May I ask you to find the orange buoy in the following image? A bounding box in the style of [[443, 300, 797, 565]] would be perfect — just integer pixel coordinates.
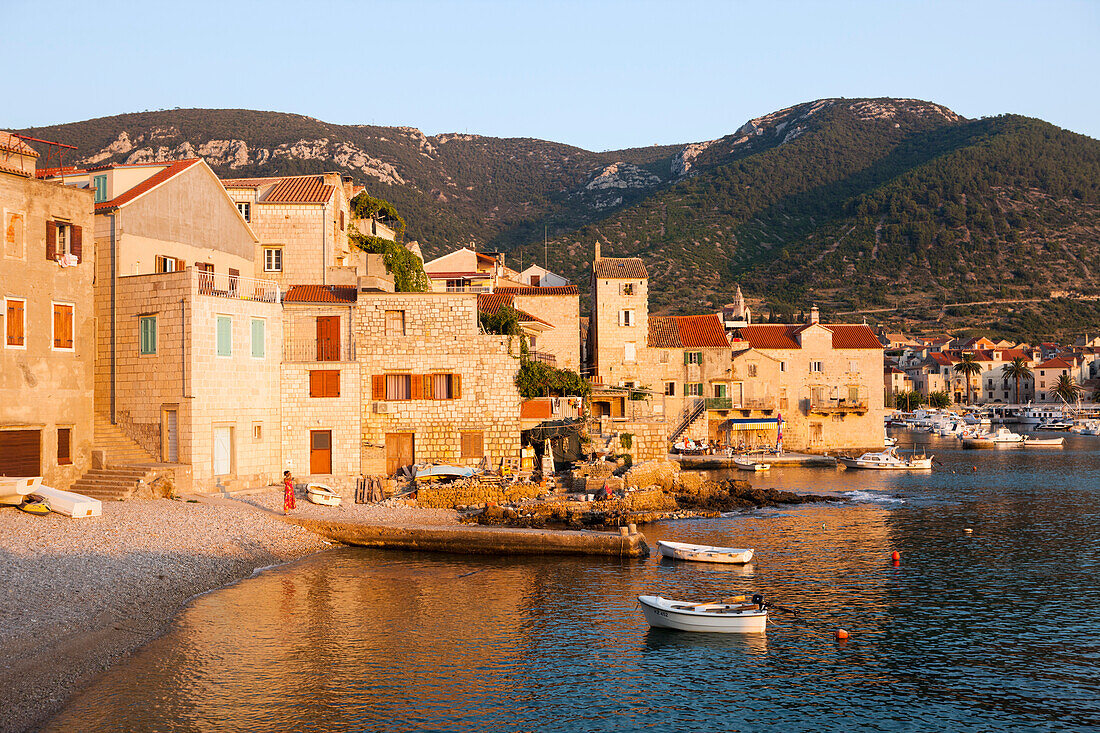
[[836, 628, 849, 640], [892, 550, 900, 561]]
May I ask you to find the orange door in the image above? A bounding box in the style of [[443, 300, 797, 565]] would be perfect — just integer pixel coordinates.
[[385, 433, 415, 476], [310, 430, 332, 474], [316, 316, 340, 361]]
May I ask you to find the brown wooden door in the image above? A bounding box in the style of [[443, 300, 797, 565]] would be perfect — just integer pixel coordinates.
[[385, 433, 415, 476], [0, 430, 41, 476], [310, 430, 332, 474], [316, 316, 340, 361]]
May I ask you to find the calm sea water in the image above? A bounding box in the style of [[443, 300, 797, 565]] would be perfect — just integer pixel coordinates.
[[46, 432, 1100, 732]]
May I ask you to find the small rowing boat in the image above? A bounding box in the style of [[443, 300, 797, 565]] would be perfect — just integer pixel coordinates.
[[1023, 436, 1065, 447], [732, 456, 770, 471], [656, 540, 754, 564], [638, 594, 767, 633], [306, 483, 342, 506], [0, 476, 42, 507], [837, 448, 932, 469]]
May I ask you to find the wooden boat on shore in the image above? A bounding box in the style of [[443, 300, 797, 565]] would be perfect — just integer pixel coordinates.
[[837, 449, 932, 470], [34, 485, 102, 517], [732, 456, 770, 471], [0, 476, 41, 506], [638, 594, 767, 633], [656, 540, 754, 564], [306, 483, 342, 506]]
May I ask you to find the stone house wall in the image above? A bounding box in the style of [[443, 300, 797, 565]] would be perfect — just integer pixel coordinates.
[[509, 292, 581, 372], [590, 272, 648, 384], [0, 172, 95, 490]]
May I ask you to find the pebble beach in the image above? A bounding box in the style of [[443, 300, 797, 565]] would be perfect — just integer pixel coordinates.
[[0, 489, 456, 733]]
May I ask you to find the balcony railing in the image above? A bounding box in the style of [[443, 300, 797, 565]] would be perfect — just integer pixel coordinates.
[[809, 398, 869, 414], [705, 397, 733, 410], [528, 350, 557, 366], [283, 337, 357, 362], [740, 397, 775, 410], [444, 285, 490, 293], [194, 269, 280, 303]]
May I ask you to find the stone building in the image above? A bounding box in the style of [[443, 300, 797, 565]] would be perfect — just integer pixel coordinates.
[[221, 173, 363, 288], [587, 244, 649, 385], [0, 132, 95, 489], [493, 285, 580, 372], [422, 247, 521, 292]]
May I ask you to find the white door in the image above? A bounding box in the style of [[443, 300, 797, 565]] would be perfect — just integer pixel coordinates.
[[213, 426, 232, 476], [164, 410, 178, 463]]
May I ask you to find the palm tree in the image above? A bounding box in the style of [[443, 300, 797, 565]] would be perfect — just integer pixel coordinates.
[[953, 353, 983, 405], [1000, 357, 1033, 404], [1053, 373, 1081, 404]]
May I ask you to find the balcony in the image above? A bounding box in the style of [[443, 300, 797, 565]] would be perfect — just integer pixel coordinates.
[[705, 397, 733, 411], [809, 398, 869, 414], [740, 397, 775, 410], [527, 350, 557, 366], [283, 337, 357, 363], [194, 269, 280, 303]]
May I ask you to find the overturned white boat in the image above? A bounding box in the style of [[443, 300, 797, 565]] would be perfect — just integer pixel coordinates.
[[657, 540, 754, 564], [638, 594, 767, 633], [306, 483, 342, 507], [34, 485, 102, 517], [0, 476, 42, 506], [837, 448, 932, 470]]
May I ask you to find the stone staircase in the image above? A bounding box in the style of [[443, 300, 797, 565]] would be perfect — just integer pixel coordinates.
[[70, 414, 161, 501]]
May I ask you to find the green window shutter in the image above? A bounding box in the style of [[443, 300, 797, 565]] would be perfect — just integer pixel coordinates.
[[683, 351, 689, 365], [140, 316, 157, 355], [251, 318, 265, 358], [217, 316, 232, 356]]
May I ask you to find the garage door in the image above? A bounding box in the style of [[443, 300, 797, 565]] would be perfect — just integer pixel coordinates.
[[0, 430, 41, 476]]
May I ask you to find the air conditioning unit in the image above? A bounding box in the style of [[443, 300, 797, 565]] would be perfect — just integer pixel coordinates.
[[373, 401, 391, 414]]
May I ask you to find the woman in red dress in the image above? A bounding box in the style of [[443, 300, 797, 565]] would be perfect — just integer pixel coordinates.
[[283, 470, 296, 514]]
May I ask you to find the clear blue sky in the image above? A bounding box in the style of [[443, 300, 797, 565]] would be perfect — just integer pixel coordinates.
[[5, 0, 1098, 150]]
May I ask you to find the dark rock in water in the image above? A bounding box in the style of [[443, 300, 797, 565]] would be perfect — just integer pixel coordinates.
[[673, 479, 835, 513]]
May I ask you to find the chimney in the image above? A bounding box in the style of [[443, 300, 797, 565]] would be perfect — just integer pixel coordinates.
[[809, 305, 820, 325], [594, 241, 601, 261]]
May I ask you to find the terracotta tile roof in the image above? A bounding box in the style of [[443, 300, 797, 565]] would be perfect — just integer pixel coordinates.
[[494, 286, 579, 295], [929, 352, 955, 365], [476, 293, 551, 327], [95, 159, 201, 212], [648, 314, 730, 348], [1036, 357, 1073, 369], [283, 285, 358, 304], [36, 166, 84, 178], [738, 323, 882, 350], [0, 132, 39, 158], [594, 257, 648, 279], [261, 175, 334, 204], [220, 176, 286, 188]]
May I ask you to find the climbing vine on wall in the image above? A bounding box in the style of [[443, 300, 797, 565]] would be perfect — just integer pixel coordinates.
[[350, 191, 407, 241], [349, 231, 429, 292], [514, 361, 592, 400]]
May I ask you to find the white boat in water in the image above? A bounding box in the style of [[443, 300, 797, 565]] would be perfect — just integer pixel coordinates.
[[0, 476, 41, 506], [1022, 436, 1065, 447], [731, 456, 770, 471], [638, 594, 767, 633], [1076, 420, 1100, 436], [657, 540, 754, 564], [1018, 404, 1072, 427], [1035, 418, 1074, 431], [962, 427, 1025, 448], [306, 483, 342, 506], [837, 448, 933, 470]]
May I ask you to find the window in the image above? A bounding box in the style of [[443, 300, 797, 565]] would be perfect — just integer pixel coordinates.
[[664, 381, 676, 396], [310, 370, 341, 398], [251, 318, 265, 358], [386, 310, 406, 336], [339, 210, 345, 231], [849, 360, 858, 373], [747, 363, 758, 377], [385, 374, 412, 400], [714, 383, 728, 398], [93, 175, 107, 203], [263, 248, 282, 272], [57, 428, 72, 465], [461, 431, 484, 459], [619, 309, 634, 327], [780, 361, 786, 372], [140, 316, 157, 355], [4, 210, 25, 259], [530, 274, 541, 287], [848, 386, 860, 403], [237, 201, 251, 222], [46, 221, 81, 262], [430, 373, 456, 400], [196, 262, 214, 293], [687, 383, 704, 397], [155, 255, 182, 273], [624, 341, 636, 362], [216, 315, 232, 357], [5, 298, 25, 348], [685, 351, 702, 365], [621, 283, 635, 295], [810, 361, 823, 373], [52, 303, 74, 350], [253, 423, 263, 441]]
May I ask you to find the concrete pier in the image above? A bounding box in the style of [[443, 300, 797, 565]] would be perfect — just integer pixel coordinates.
[[285, 517, 650, 558], [673, 452, 838, 469]]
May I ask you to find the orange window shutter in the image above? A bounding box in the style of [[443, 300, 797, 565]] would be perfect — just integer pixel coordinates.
[[8, 301, 24, 345], [411, 374, 423, 400], [372, 375, 385, 400], [423, 375, 434, 400], [452, 374, 462, 399], [46, 221, 57, 260], [71, 226, 82, 263], [63, 307, 73, 348], [328, 370, 340, 397], [310, 371, 322, 397]]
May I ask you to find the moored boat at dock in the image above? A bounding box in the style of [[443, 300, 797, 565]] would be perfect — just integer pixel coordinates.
[[962, 427, 1025, 448], [656, 540, 754, 564], [837, 448, 932, 469], [732, 456, 770, 471]]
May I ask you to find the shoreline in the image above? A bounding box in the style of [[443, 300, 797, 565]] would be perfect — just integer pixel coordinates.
[[0, 491, 458, 733]]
